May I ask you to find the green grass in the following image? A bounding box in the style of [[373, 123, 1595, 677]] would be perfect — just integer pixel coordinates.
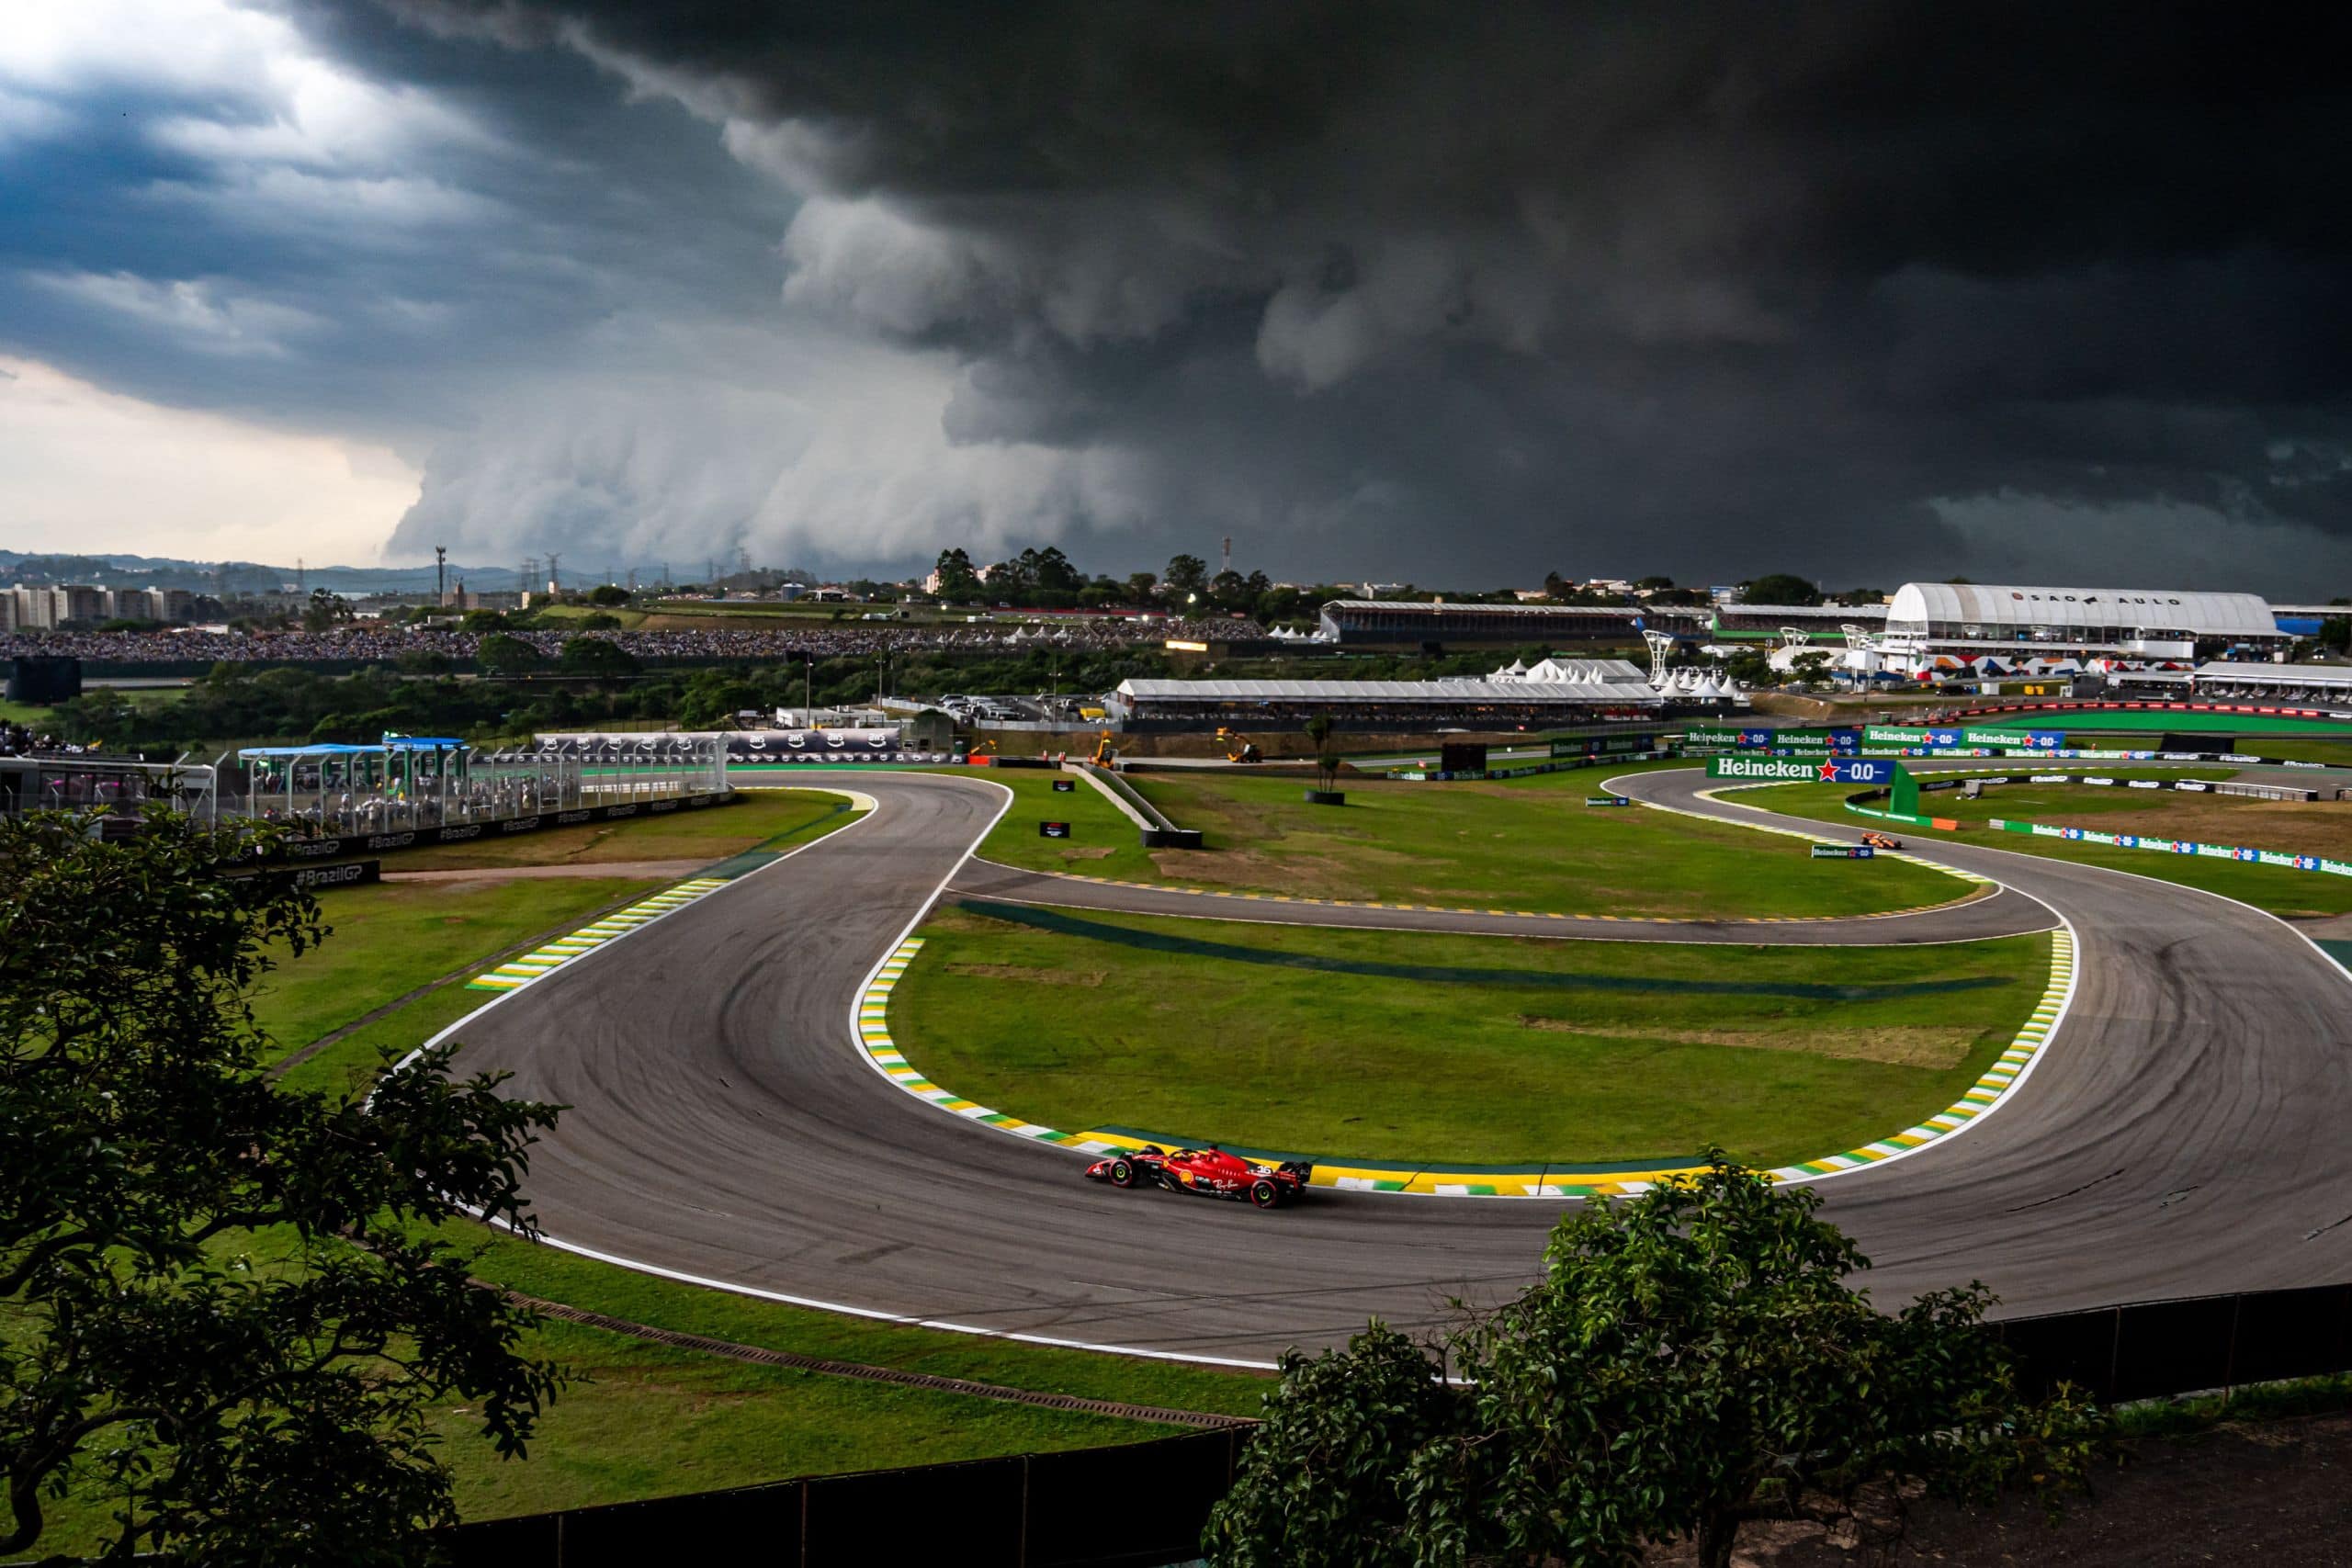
[[429, 1320, 1167, 1529], [449, 1224, 1272, 1412], [1742, 776, 2352, 918], [893, 904, 2052, 1168], [959, 763, 1973, 919], [251, 877, 662, 1063], [395, 787, 854, 870]]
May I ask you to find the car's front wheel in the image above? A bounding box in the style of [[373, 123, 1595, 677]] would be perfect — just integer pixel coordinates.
[[1109, 1158, 1136, 1189]]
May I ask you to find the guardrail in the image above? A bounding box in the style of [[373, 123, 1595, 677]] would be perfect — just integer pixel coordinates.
[[432, 1282, 2352, 1566]]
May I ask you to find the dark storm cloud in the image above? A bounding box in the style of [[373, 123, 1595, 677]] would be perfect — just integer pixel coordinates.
[[332, 0, 2352, 587], [17, 0, 2344, 582]]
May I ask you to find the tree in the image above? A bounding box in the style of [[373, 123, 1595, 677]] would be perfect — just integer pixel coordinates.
[[586, 584, 629, 607], [475, 633, 543, 676], [934, 548, 982, 602], [300, 588, 353, 634], [1163, 554, 1210, 601], [1740, 573, 1821, 606], [1207, 1156, 2098, 1568], [557, 635, 639, 679], [1790, 649, 1834, 685], [1125, 570, 1159, 605], [0, 812, 566, 1562], [1303, 714, 1341, 793], [1634, 574, 1676, 591]]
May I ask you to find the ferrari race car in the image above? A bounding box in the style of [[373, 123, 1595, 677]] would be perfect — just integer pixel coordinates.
[[1859, 831, 1905, 850], [1084, 1145, 1313, 1209]]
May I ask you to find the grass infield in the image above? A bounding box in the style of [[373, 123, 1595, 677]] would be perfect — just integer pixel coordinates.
[[960, 763, 1970, 920], [892, 904, 2052, 1169]]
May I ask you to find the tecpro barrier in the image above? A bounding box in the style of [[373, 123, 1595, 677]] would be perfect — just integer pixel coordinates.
[[432, 1282, 2352, 1565], [1986, 817, 2352, 877]]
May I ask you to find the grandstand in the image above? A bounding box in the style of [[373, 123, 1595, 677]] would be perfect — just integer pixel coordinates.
[[1862, 583, 2290, 681], [1315, 599, 1650, 649], [226, 736, 725, 835], [2189, 660, 2352, 706], [1106, 674, 1661, 731]]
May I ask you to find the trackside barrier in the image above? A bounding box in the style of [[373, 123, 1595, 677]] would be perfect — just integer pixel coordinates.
[[1070, 761, 1203, 850], [1985, 817, 2352, 877], [231, 792, 739, 869], [432, 1284, 2352, 1564], [1999, 1283, 2352, 1404], [435, 1428, 1245, 1568]]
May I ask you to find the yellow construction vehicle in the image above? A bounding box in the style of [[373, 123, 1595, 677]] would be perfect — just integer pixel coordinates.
[[1091, 731, 1119, 766], [1216, 727, 1262, 763]]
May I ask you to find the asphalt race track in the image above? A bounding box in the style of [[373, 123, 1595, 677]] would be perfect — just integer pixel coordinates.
[[445, 769, 2352, 1362]]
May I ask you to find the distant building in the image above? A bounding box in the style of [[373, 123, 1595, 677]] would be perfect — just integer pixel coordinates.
[[1317, 598, 1650, 649], [1860, 583, 2290, 681]]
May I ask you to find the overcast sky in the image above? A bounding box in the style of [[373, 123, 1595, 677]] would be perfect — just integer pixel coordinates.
[[5, 0, 2350, 592]]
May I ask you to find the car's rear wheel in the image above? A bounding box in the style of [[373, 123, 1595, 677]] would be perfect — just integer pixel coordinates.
[[1109, 1158, 1136, 1189], [1250, 1179, 1280, 1209]]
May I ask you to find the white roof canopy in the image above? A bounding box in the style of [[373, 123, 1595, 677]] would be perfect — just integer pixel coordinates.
[[1888, 583, 2278, 637]]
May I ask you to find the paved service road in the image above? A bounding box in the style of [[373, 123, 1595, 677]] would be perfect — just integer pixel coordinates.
[[447, 769, 2352, 1362]]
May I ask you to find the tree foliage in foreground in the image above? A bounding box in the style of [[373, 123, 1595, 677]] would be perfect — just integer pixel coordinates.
[[0, 812, 566, 1564], [1206, 1157, 2101, 1568]]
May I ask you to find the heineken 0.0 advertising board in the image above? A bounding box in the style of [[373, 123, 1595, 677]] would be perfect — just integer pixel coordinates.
[[1706, 757, 1898, 784]]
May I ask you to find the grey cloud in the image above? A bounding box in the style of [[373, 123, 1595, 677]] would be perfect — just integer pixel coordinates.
[[265, 4, 2352, 582]]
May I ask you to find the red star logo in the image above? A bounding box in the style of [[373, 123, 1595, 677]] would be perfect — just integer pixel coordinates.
[[1817, 759, 1840, 782]]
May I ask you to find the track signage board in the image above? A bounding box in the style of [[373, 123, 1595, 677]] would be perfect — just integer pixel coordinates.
[[1051, 778, 1076, 792], [1584, 795, 1633, 807], [1706, 757, 1897, 784], [1039, 821, 1071, 838], [1809, 843, 1875, 859]]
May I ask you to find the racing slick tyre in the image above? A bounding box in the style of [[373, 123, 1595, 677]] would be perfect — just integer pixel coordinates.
[[1108, 1158, 1136, 1189], [1250, 1179, 1281, 1210]]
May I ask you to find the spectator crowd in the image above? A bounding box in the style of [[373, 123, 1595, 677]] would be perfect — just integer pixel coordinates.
[[0, 615, 1267, 668]]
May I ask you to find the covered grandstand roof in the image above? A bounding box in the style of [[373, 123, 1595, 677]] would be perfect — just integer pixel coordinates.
[[1114, 678, 1660, 705], [1887, 583, 2278, 637], [2193, 660, 2352, 686]]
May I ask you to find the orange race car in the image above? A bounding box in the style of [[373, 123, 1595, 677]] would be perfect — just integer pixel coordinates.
[[1859, 830, 1904, 851]]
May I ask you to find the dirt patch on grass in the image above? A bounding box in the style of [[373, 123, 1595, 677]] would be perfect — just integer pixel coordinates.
[[1148, 845, 1373, 899], [944, 964, 1106, 987], [1518, 1019, 1978, 1068], [1052, 846, 1117, 862]]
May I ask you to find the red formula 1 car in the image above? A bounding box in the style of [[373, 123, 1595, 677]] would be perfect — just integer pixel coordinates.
[[1084, 1145, 1313, 1209]]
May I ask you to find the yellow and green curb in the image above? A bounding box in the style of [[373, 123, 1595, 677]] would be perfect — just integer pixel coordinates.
[[466, 878, 731, 991]]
